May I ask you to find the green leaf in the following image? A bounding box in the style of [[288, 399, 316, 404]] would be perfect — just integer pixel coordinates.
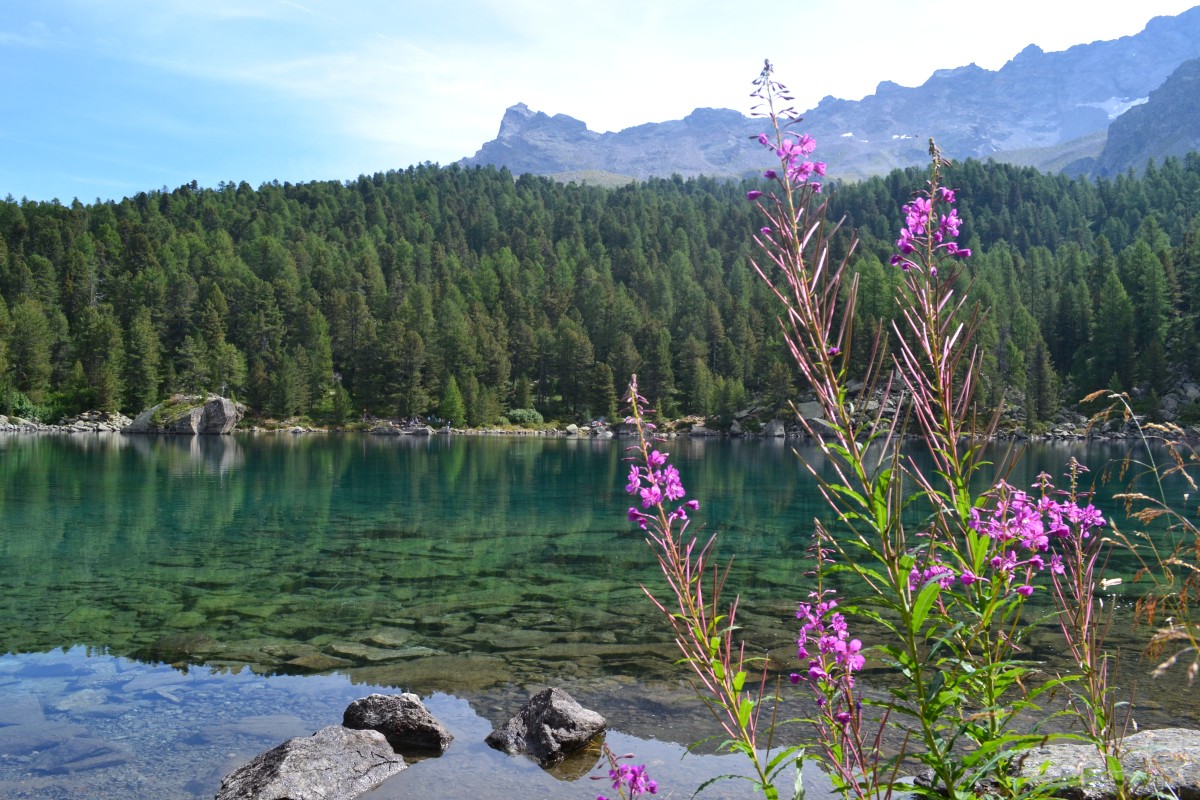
[[912, 579, 941, 630], [1106, 754, 1125, 787], [732, 670, 746, 692], [737, 698, 754, 729]]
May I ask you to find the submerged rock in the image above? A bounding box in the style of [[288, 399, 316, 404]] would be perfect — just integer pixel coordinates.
[[214, 725, 405, 800], [31, 736, 133, 774], [485, 687, 605, 765], [343, 693, 453, 753]]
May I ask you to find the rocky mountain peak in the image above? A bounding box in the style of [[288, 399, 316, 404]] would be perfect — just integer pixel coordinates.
[[463, 6, 1200, 182]]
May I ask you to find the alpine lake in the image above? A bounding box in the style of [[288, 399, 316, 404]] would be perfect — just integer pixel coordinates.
[[1, 432, 1198, 799]]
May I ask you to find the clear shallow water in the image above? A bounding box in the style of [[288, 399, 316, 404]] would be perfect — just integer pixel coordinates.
[[0, 433, 1196, 798]]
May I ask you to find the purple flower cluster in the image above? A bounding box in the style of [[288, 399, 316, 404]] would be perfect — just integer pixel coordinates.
[[890, 185, 972, 272], [625, 445, 699, 529], [791, 592, 865, 704], [908, 560, 957, 592], [598, 762, 658, 800], [962, 479, 1107, 595], [751, 131, 826, 194]]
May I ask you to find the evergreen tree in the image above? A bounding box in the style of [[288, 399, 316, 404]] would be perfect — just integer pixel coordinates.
[[124, 307, 161, 411], [1091, 270, 1136, 391], [439, 375, 466, 428], [588, 361, 618, 422], [9, 300, 53, 404]]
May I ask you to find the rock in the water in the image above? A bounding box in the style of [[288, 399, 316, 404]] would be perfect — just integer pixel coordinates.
[[485, 687, 605, 765], [126, 395, 243, 435], [1017, 727, 1200, 800], [214, 725, 405, 800], [342, 693, 453, 753]]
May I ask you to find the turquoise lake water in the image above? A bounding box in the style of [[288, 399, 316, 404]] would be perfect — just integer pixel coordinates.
[[0, 433, 1196, 798]]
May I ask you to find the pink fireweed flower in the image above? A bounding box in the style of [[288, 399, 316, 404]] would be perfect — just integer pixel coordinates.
[[909, 561, 956, 591], [627, 508, 648, 530], [662, 465, 686, 501], [625, 465, 642, 494], [599, 762, 658, 800], [833, 638, 865, 671], [640, 484, 663, 509], [778, 135, 816, 161], [892, 181, 971, 270], [796, 592, 864, 690], [622, 380, 700, 532], [746, 190, 763, 201]]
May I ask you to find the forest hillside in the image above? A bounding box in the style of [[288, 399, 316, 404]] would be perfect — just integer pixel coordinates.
[[1, 153, 1199, 428]]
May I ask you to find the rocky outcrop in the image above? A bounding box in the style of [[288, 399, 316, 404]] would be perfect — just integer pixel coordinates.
[[485, 687, 605, 765], [1086, 58, 1200, 178], [213, 725, 405, 800], [58, 410, 133, 432], [1016, 728, 1200, 800], [342, 693, 452, 753], [1, 411, 131, 433], [125, 395, 242, 435]]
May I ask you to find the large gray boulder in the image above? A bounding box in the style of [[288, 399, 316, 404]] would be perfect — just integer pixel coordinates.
[[214, 725, 405, 800], [762, 418, 787, 437], [126, 395, 242, 435], [1016, 727, 1200, 800], [342, 693, 452, 753], [485, 687, 605, 765]]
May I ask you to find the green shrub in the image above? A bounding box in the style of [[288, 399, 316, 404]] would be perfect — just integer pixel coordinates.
[[504, 408, 544, 427]]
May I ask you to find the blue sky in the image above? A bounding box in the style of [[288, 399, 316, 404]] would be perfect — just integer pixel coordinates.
[[3, 0, 1197, 204]]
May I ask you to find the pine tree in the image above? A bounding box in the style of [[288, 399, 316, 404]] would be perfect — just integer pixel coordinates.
[[1091, 270, 1136, 392], [9, 300, 53, 404], [439, 376, 466, 428], [124, 307, 161, 412], [588, 362, 618, 422]]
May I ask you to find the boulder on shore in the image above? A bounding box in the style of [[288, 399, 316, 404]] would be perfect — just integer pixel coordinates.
[[485, 687, 605, 765], [1015, 727, 1200, 800], [125, 395, 242, 435], [213, 725, 405, 800]]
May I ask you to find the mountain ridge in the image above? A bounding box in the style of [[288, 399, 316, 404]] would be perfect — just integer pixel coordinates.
[[463, 6, 1200, 180]]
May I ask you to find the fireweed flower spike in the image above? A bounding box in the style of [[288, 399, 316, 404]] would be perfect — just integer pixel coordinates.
[[890, 180, 971, 274], [742, 63, 1125, 800], [621, 374, 796, 798]]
